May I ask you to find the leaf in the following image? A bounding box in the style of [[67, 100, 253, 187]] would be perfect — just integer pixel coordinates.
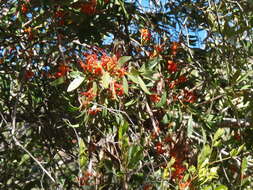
[[125, 99, 137, 107], [213, 128, 225, 142], [236, 71, 253, 84], [128, 145, 143, 169], [117, 0, 129, 19], [79, 139, 88, 169], [187, 115, 193, 138], [50, 77, 65, 86], [118, 120, 129, 141], [118, 56, 131, 67], [215, 185, 228, 190], [155, 92, 167, 107], [127, 71, 139, 84], [122, 76, 129, 95], [137, 76, 151, 94], [147, 57, 160, 69], [69, 71, 83, 78], [230, 149, 238, 157], [63, 118, 80, 128], [198, 145, 211, 167], [19, 154, 30, 166], [92, 81, 98, 94], [241, 157, 248, 173], [67, 76, 84, 92], [101, 72, 111, 89]]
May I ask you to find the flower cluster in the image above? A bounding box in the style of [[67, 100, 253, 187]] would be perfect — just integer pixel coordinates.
[[54, 64, 69, 78], [140, 29, 151, 43]]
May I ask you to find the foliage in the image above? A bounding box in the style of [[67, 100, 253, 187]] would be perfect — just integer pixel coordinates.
[[0, 0, 253, 189]]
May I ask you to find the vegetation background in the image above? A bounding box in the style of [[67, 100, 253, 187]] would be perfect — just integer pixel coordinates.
[[0, 0, 253, 189]]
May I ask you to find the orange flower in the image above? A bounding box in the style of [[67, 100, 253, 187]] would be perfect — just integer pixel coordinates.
[[171, 162, 186, 180], [178, 75, 187, 83], [88, 108, 101, 115], [143, 184, 153, 190], [54, 10, 65, 18], [149, 44, 163, 58], [24, 70, 34, 80], [155, 142, 166, 154], [101, 54, 118, 72], [80, 88, 96, 101], [113, 82, 124, 96], [116, 68, 126, 78], [54, 64, 69, 78], [21, 4, 28, 14], [183, 90, 196, 103], [167, 60, 177, 73], [150, 94, 161, 103], [179, 180, 191, 190], [171, 42, 180, 51], [140, 29, 151, 42], [80, 0, 97, 15]]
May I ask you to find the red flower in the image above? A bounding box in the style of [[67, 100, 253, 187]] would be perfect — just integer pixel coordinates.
[[179, 180, 191, 190], [150, 94, 161, 103], [80, 88, 96, 101], [167, 60, 177, 73], [21, 4, 28, 14], [24, 70, 34, 80], [155, 142, 166, 154], [80, 1, 97, 15], [113, 82, 124, 96], [171, 42, 180, 51], [88, 108, 101, 115], [143, 184, 153, 190], [178, 75, 187, 83], [54, 10, 65, 18], [183, 90, 196, 103], [101, 54, 117, 72], [140, 29, 151, 42], [54, 65, 69, 78], [116, 68, 126, 78], [171, 162, 186, 180]]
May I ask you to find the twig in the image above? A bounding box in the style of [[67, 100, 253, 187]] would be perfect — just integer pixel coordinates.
[[10, 43, 56, 183], [145, 101, 159, 134]]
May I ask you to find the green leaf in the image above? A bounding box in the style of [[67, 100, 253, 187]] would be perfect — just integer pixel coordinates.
[[214, 185, 228, 190], [118, 56, 131, 67], [117, 0, 129, 19], [137, 76, 151, 94], [50, 77, 65, 86], [101, 72, 111, 89], [198, 145, 211, 167], [147, 57, 161, 69], [236, 71, 253, 84], [237, 144, 245, 155], [67, 76, 84, 92], [213, 128, 225, 142], [155, 92, 167, 107], [118, 120, 129, 141], [63, 118, 80, 128], [187, 115, 193, 138], [79, 139, 88, 169], [19, 154, 30, 166], [122, 76, 129, 95], [92, 81, 98, 94], [128, 145, 143, 169], [127, 71, 139, 84], [69, 71, 83, 79], [125, 99, 137, 107], [230, 149, 238, 157], [241, 157, 248, 173]]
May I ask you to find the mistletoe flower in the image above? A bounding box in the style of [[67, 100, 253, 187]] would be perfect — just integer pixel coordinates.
[[140, 29, 151, 42]]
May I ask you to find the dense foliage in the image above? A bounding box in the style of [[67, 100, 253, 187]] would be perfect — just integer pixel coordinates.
[[0, 0, 253, 189]]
